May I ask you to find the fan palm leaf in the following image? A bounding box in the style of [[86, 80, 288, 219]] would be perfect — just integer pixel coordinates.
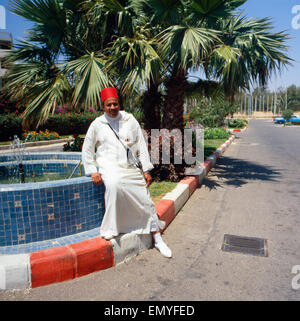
[[22, 71, 71, 128], [10, 0, 67, 55], [65, 52, 111, 109], [131, 0, 185, 26], [208, 15, 292, 100], [4, 40, 53, 64], [187, 0, 247, 26], [106, 31, 163, 95], [158, 25, 220, 71]]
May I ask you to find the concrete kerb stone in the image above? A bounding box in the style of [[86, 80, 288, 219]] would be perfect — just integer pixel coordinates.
[[162, 183, 190, 215], [0, 254, 31, 290], [111, 233, 153, 266], [0, 134, 236, 290], [207, 153, 217, 168]]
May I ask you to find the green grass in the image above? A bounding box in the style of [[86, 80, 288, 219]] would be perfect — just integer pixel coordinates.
[[149, 181, 177, 203], [204, 138, 228, 159]]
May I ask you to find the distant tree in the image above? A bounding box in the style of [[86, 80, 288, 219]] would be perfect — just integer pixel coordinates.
[[282, 109, 294, 126], [287, 85, 300, 111]]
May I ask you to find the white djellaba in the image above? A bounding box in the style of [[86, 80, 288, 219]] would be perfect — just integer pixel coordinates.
[[82, 110, 172, 258]]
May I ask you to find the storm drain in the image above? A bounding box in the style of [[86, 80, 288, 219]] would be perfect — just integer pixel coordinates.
[[221, 234, 268, 257]]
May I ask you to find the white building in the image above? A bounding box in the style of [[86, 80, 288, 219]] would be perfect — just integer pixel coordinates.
[[0, 32, 13, 89]]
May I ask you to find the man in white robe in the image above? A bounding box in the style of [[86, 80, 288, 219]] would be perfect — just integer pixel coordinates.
[[82, 87, 172, 258]]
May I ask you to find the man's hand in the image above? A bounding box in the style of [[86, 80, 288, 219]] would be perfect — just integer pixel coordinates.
[[91, 173, 103, 185], [144, 172, 152, 187]]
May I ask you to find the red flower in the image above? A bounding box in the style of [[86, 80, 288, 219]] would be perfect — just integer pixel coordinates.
[[73, 134, 78, 138]]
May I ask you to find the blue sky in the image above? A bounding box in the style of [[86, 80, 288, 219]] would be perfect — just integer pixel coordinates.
[[1, 0, 300, 92]]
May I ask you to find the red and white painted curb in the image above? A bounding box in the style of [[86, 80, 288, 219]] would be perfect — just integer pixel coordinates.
[[228, 126, 248, 133], [0, 135, 235, 290]]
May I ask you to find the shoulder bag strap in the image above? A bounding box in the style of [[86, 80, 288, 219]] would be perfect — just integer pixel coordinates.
[[106, 122, 143, 171]]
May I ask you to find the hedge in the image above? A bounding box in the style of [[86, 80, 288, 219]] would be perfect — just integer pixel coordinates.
[[0, 114, 23, 141], [0, 112, 100, 142], [38, 112, 99, 135]]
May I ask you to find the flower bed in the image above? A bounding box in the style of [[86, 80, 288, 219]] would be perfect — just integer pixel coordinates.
[[22, 130, 60, 141]]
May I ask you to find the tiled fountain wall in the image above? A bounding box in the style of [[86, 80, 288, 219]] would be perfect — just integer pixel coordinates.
[[0, 153, 105, 247]]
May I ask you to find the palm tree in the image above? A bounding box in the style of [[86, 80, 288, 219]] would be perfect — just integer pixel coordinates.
[[207, 15, 292, 103], [128, 0, 247, 179], [4, 0, 115, 128], [151, 0, 248, 130]]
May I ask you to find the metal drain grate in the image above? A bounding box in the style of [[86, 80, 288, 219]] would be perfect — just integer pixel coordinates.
[[221, 234, 268, 257]]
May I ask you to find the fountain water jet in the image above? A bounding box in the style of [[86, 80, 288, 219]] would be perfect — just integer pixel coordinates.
[[9, 135, 29, 183]]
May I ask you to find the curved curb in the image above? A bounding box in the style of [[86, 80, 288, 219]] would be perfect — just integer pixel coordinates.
[[0, 135, 236, 290], [0, 138, 73, 151]]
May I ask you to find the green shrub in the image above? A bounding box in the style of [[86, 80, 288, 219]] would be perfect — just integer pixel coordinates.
[[0, 112, 100, 142], [38, 112, 99, 135], [227, 118, 247, 129], [188, 98, 240, 128], [131, 110, 144, 124], [204, 128, 231, 140], [0, 114, 23, 141], [63, 136, 84, 152], [281, 109, 294, 122]]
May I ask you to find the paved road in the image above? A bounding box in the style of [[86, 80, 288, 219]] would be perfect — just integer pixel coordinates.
[[1, 119, 300, 301]]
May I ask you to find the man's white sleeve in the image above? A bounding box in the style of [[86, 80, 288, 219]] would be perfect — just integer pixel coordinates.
[[82, 122, 98, 176]]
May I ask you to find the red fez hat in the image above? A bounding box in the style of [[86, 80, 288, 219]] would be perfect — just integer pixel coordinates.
[[100, 87, 118, 102]]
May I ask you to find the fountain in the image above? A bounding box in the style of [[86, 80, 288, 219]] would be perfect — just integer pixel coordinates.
[[9, 135, 27, 184], [0, 137, 105, 253]]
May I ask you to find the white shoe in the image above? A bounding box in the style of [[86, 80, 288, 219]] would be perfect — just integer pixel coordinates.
[[153, 232, 172, 258], [154, 241, 172, 258]]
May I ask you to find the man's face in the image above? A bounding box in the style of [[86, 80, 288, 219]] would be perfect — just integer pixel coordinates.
[[103, 97, 120, 118]]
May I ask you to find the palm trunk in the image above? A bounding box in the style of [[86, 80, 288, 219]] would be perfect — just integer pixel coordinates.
[[151, 69, 189, 181], [163, 70, 187, 130], [143, 80, 161, 130]]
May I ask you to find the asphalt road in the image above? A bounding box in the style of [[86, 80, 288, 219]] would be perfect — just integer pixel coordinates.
[[1, 119, 300, 301]]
